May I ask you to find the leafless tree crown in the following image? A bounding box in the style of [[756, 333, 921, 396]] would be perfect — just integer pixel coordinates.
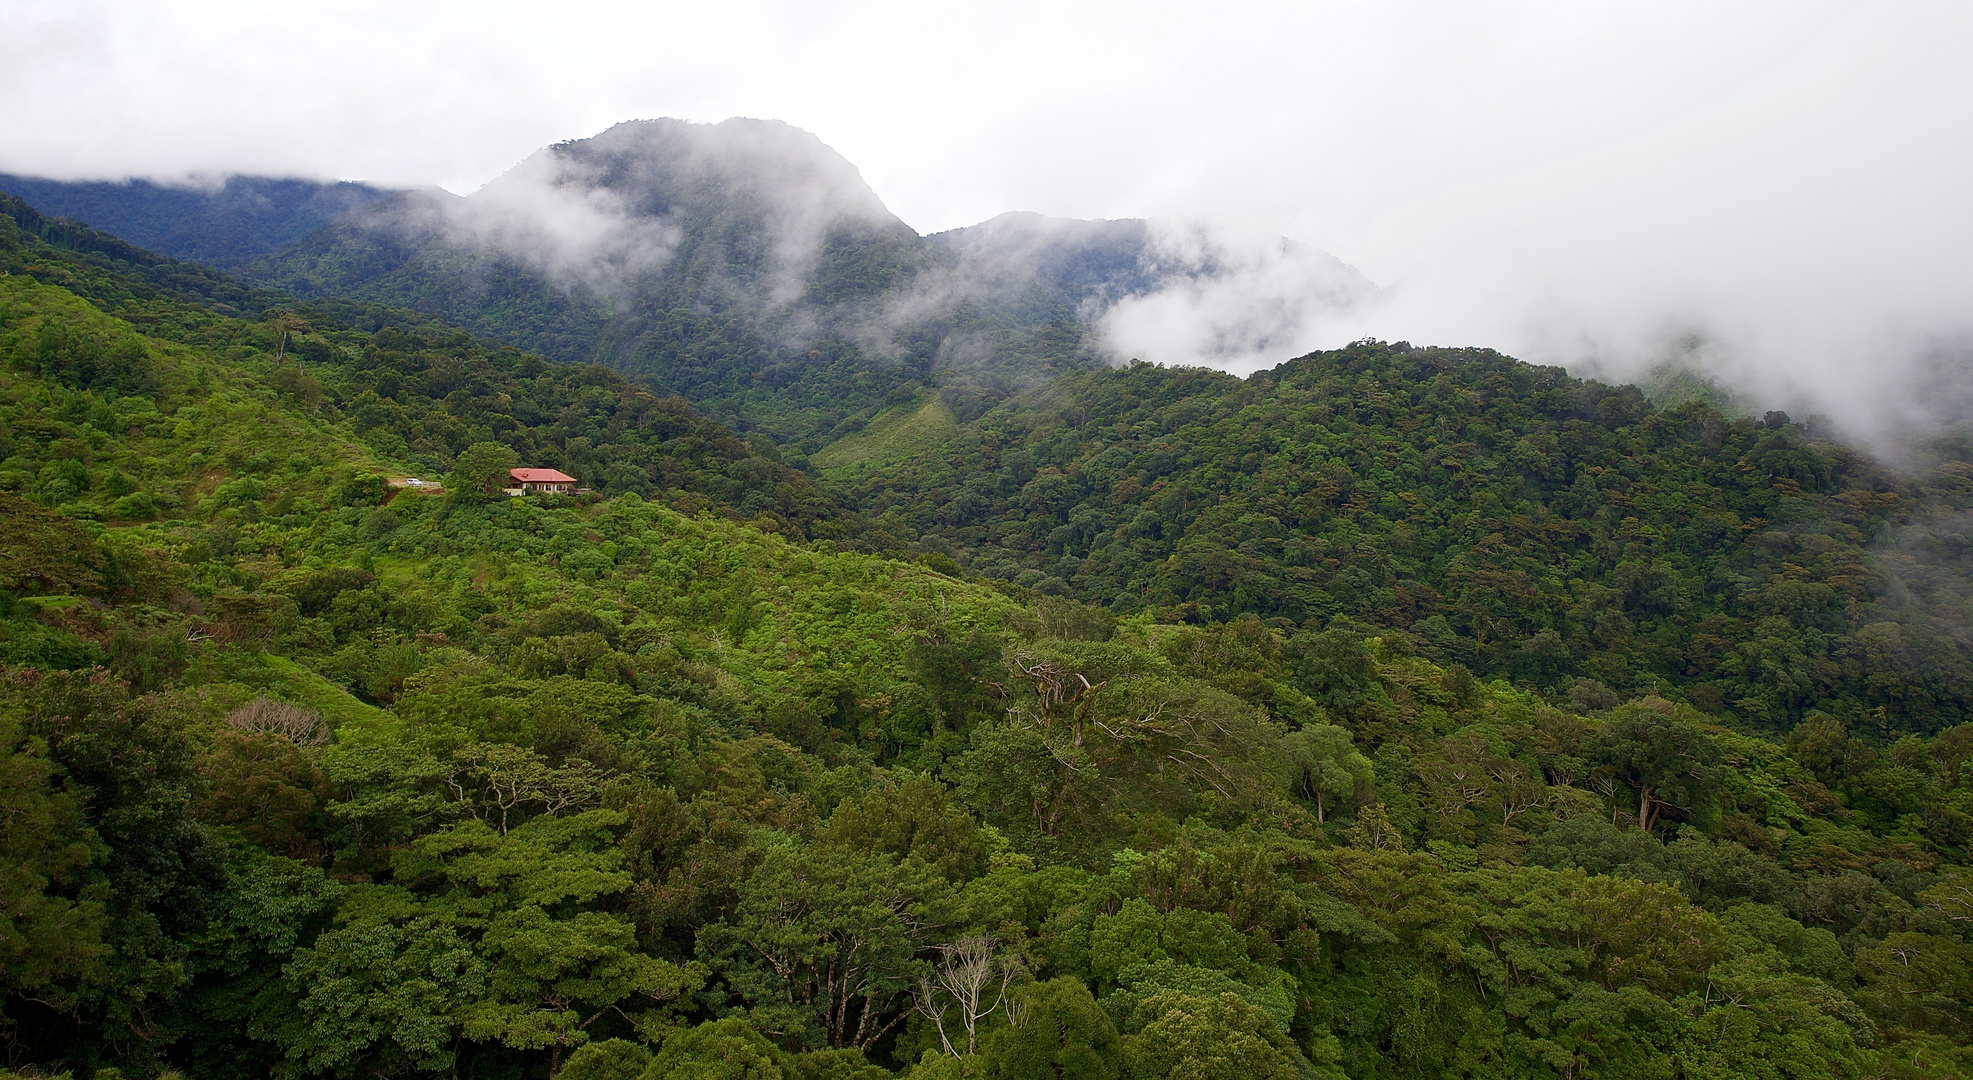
[[914, 934, 1021, 1058], [225, 697, 330, 745]]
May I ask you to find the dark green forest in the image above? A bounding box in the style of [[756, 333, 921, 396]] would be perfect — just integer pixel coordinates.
[[0, 175, 394, 272], [823, 350, 1973, 734], [2, 194, 1971, 1080]]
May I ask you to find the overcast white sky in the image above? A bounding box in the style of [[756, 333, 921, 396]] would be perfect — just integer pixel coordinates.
[[5, 0, 1972, 431]]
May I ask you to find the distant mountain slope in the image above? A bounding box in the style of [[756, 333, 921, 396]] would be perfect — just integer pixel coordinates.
[[930, 212, 1163, 303], [9, 122, 1376, 445], [927, 211, 1377, 370], [0, 173, 397, 269], [245, 119, 952, 441], [243, 120, 1376, 444]]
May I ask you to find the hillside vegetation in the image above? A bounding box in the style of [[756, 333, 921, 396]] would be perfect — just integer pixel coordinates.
[[0, 195, 1969, 1080], [826, 351, 1973, 735], [0, 192, 862, 544]]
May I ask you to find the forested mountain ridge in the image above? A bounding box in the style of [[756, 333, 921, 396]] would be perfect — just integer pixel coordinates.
[[0, 193, 1970, 1080], [827, 345, 1973, 734], [239, 120, 1013, 437], [9, 121, 1375, 445], [0, 173, 396, 270]]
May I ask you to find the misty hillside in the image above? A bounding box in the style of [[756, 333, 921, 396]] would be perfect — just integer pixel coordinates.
[[16, 120, 1374, 445], [246, 119, 953, 440], [245, 119, 1185, 442], [5, 176, 1973, 1080], [0, 173, 396, 270], [928, 211, 1374, 347]]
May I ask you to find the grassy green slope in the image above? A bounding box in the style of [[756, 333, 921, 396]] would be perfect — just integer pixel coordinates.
[[810, 393, 959, 481]]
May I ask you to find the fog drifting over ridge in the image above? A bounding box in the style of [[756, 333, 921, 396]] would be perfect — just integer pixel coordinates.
[[5, 0, 1971, 446], [400, 127, 1390, 378], [1091, 222, 1378, 374], [434, 119, 902, 300]]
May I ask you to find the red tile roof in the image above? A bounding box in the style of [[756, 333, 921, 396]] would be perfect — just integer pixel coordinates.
[[510, 468, 577, 483]]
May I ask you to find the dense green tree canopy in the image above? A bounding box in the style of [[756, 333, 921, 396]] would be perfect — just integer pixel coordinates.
[[0, 191, 1969, 1080], [821, 349, 1973, 734]]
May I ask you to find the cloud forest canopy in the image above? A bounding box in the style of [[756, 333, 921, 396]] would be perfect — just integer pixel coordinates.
[[0, 156, 1969, 1080]]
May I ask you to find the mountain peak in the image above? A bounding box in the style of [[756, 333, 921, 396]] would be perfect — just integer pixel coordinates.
[[481, 117, 905, 237]]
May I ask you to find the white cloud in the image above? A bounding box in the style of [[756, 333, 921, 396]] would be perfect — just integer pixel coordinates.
[[447, 148, 681, 292], [1095, 220, 1377, 372]]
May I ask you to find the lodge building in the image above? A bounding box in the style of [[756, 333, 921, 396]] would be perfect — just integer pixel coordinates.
[[508, 468, 577, 495]]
